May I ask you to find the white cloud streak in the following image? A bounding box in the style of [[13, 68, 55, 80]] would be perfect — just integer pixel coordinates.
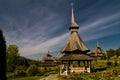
[[2, 0, 120, 58], [19, 11, 120, 56], [20, 32, 69, 56], [79, 12, 120, 31]]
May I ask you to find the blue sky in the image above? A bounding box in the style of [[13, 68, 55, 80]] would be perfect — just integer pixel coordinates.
[[0, 0, 120, 59]]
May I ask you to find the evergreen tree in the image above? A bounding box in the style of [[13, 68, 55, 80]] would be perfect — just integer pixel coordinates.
[[0, 29, 7, 80]]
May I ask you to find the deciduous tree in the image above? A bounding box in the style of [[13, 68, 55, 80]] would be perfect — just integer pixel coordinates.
[[6, 45, 19, 72]]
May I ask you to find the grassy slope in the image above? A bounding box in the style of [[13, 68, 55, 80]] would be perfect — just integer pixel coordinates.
[[58, 57, 120, 80], [8, 76, 44, 80]]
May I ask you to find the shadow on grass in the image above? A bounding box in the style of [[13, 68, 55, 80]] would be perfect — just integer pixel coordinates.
[[93, 67, 107, 72]]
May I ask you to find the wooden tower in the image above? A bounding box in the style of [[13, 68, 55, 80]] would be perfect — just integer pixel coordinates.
[[60, 5, 95, 75]]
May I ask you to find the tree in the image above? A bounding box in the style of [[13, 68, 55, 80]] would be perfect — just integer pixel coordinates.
[[116, 48, 120, 57], [14, 65, 27, 77], [0, 29, 7, 80], [107, 49, 115, 59], [26, 64, 38, 76], [6, 45, 19, 72], [107, 48, 120, 59]]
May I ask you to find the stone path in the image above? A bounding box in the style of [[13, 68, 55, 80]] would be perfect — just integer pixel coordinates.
[[40, 74, 58, 80]]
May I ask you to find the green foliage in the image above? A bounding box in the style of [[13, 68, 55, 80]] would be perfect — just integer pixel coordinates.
[[37, 67, 45, 76], [15, 65, 27, 71], [93, 60, 107, 69], [14, 70, 26, 77], [8, 76, 44, 80], [13, 65, 27, 77], [37, 66, 59, 76], [59, 72, 120, 80], [29, 60, 40, 66], [6, 45, 19, 72], [26, 64, 38, 76], [106, 61, 112, 67], [107, 48, 120, 59]]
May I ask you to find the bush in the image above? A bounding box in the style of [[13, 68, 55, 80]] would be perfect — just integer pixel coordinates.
[[14, 70, 26, 77], [15, 65, 27, 71], [26, 64, 38, 76], [13, 65, 27, 77], [107, 61, 112, 67], [114, 61, 117, 66]]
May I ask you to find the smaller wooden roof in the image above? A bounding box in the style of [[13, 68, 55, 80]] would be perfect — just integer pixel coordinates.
[[40, 51, 61, 67], [41, 51, 61, 62], [41, 51, 54, 61], [91, 43, 104, 54], [90, 43, 106, 57], [60, 53, 95, 61], [91, 46, 103, 54]]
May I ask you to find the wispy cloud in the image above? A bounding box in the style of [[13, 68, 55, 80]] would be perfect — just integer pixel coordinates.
[[80, 12, 120, 39], [1, 0, 120, 58], [20, 32, 69, 56], [80, 12, 120, 32], [20, 11, 120, 56]]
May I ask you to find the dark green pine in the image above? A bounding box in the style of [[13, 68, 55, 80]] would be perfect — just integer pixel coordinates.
[[0, 29, 7, 80]]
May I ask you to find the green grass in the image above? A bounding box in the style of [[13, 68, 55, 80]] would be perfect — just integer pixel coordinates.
[[114, 76, 120, 80], [59, 73, 120, 80], [107, 64, 120, 71], [58, 58, 120, 80], [8, 76, 44, 80], [7, 68, 59, 80]]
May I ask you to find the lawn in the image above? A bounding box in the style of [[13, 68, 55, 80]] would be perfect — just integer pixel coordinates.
[[58, 58, 120, 80], [8, 76, 44, 80], [58, 73, 120, 80], [7, 58, 120, 80], [7, 68, 58, 80]]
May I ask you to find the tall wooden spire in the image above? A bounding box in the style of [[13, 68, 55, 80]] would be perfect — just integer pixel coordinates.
[[61, 5, 89, 53], [70, 4, 79, 30]]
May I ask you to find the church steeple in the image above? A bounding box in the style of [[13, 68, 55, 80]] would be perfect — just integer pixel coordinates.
[[61, 4, 89, 53], [70, 4, 79, 30]]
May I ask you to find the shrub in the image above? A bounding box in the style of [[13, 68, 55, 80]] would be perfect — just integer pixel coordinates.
[[114, 60, 117, 66], [26, 64, 38, 76], [13, 65, 27, 77], [15, 65, 27, 71], [107, 61, 112, 67], [14, 70, 26, 77]]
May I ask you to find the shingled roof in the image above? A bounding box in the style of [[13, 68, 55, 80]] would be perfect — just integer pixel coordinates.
[[61, 5, 89, 53], [61, 31, 90, 53], [91, 46, 103, 54], [41, 51, 54, 62], [60, 53, 95, 61], [90, 43, 105, 57]]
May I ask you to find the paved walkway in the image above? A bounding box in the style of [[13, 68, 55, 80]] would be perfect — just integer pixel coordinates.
[[40, 74, 58, 80]]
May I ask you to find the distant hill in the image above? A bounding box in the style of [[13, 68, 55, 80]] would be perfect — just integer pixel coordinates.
[[17, 56, 32, 67]]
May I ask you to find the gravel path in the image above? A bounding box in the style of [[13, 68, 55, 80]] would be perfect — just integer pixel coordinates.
[[40, 74, 58, 80]]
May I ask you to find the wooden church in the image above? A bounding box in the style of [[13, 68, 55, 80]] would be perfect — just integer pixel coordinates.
[[90, 42, 107, 59], [59, 5, 95, 75], [40, 50, 60, 67]]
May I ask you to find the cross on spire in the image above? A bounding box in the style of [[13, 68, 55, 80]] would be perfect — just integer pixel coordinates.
[[97, 41, 100, 47]]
